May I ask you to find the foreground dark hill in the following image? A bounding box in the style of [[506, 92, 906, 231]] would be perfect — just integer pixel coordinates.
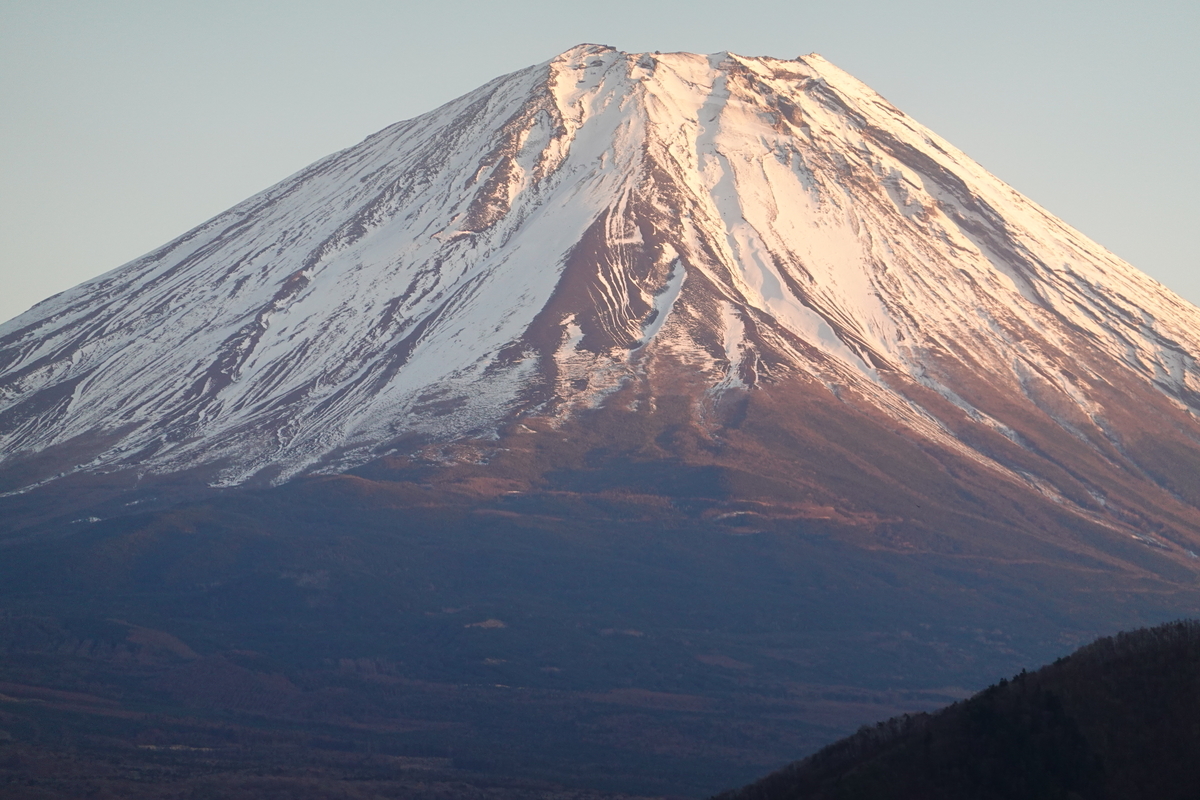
[[720, 619, 1200, 800]]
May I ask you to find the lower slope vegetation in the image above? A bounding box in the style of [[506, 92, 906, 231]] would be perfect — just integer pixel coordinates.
[[2, 459, 1200, 797]]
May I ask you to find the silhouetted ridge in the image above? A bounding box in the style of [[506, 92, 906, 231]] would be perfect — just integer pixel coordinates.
[[717, 619, 1200, 800]]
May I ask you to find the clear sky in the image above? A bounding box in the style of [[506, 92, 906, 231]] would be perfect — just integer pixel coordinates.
[[1, 0, 1196, 324]]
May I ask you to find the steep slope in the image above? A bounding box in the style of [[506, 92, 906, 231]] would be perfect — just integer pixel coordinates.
[[717, 619, 1200, 800], [3, 46, 1200, 536]]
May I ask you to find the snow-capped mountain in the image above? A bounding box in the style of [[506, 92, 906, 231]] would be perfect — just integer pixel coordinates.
[[4, 44, 1200, 558]]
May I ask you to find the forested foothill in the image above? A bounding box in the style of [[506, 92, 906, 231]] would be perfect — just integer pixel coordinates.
[[718, 619, 1200, 800]]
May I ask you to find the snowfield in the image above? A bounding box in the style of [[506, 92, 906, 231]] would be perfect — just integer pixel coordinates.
[[2, 44, 1199, 496]]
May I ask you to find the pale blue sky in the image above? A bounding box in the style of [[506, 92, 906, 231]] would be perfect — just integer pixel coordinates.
[[1, 0, 1196, 323]]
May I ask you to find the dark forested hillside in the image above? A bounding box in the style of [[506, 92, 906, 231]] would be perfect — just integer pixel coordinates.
[[718, 619, 1200, 800]]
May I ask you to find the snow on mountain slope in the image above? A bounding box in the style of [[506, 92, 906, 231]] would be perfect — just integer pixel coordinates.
[[2, 44, 1200, 516]]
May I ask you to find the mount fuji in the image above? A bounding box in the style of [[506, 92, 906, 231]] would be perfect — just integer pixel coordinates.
[[3, 45, 1200, 797]]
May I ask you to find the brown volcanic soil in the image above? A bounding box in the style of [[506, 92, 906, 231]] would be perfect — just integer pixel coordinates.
[[391, 354, 1200, 584], [3, 362, 1200, 797]]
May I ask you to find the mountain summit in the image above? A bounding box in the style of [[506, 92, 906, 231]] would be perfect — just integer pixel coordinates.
[[4, 45, 1200, 562]]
